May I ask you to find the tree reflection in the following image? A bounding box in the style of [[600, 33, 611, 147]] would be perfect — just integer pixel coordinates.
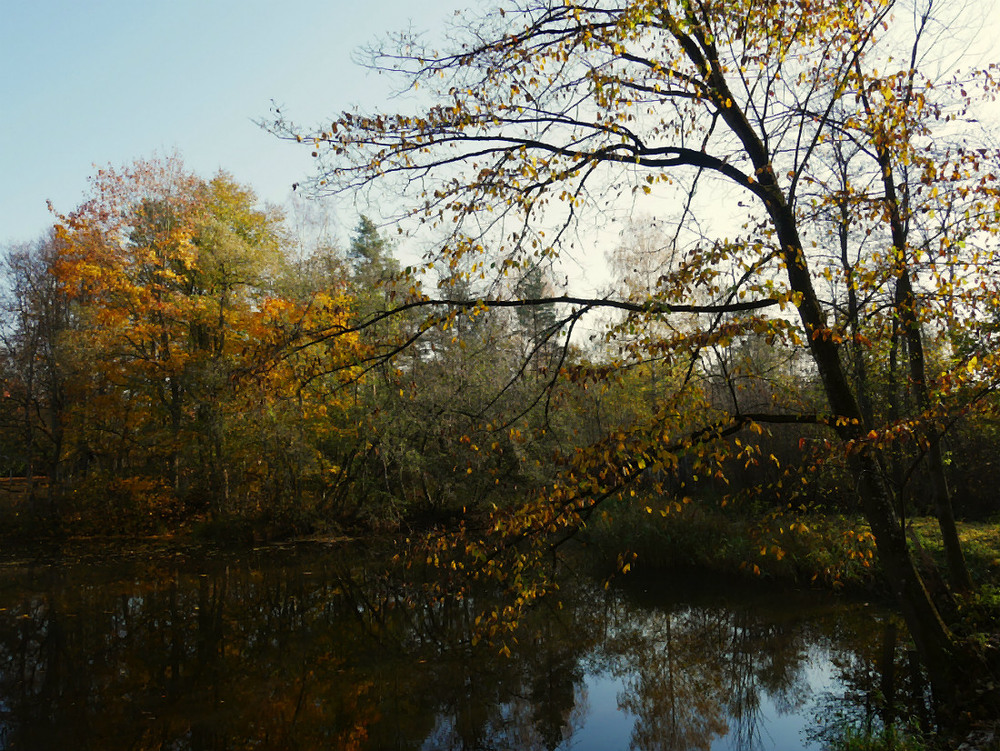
[[592, 582, 884, 751], [597, 600, 813, 751], [0, 547, 596, 751], [808, 614, 932, 748], [0, 548, 911, 751], [615, 610, 730, 751]]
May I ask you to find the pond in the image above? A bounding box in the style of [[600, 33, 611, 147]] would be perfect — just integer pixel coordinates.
[[0, 542, 923, 751]]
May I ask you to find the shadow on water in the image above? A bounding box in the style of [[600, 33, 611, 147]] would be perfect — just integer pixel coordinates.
[[0, 543, 927, 751]]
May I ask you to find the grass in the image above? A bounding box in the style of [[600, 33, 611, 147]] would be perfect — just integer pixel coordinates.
[[907, 517, 1000, 584]]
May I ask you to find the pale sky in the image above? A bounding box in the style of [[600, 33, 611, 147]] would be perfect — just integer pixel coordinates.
[[2, 0, 996, 286], [0, 0, 461, 247]]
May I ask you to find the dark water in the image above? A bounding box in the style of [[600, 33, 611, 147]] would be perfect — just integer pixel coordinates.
[[0, 542, 919, 751]]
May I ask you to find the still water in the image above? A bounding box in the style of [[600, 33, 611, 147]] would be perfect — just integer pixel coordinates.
[[0, 542, 916, 751]]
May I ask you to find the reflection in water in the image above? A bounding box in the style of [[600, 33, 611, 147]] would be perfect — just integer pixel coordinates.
[[0, 545, 913, 751]]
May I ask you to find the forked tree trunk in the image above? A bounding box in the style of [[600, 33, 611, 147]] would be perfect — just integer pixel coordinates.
[[682, 24, 965, 690]]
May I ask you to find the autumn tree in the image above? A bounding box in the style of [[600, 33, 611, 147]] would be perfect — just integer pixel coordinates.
[[49, 157, 361, 528], [53, 158, 205, 501], [272, 0, 1000, 701]]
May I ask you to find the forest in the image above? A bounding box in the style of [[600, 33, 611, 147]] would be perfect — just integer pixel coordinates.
[[0, 159, 630, 538], [3, 0, 1000, 742]]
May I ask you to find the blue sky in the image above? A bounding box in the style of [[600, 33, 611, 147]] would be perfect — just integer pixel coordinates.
[[4, 0, 996, 284], [0, 0, 459, 246]]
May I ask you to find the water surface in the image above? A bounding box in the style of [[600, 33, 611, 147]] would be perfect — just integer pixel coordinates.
[[0, 543, 913, 750]]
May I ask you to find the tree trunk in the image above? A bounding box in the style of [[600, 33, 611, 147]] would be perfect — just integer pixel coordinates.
[[758, 177, 961, 698], [895, 270, 974, 593], [692, 41, 965, 688], [869, 106, 975, 593], [850, 449, 957, 699]]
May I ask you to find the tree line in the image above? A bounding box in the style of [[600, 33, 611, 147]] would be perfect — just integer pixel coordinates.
[[0, 157, 619, 536], [10, 158, 995, 546]]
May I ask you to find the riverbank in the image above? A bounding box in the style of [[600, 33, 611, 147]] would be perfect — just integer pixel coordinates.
[[4, 476, 999, 592], [582, 497, 1000, 591]]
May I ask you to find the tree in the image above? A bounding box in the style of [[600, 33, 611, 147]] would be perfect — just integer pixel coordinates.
[[272, 0, 1000, 702], [0, 233, 72, 518], [49, 157, 361, 528], [335, 217, 541, 521], [348, 214, 397, 280], [53, 158, 207, 497]]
